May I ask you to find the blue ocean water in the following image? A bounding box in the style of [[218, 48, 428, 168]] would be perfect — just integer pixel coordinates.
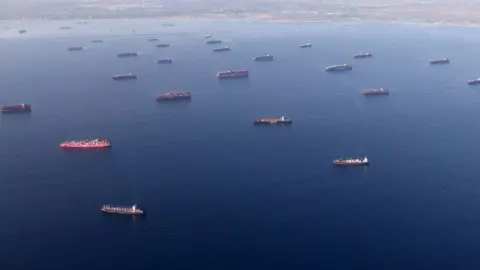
[[2, 19, 480, 269]]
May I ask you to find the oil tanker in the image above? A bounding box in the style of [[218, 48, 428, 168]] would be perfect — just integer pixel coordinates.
[[213, 46, 231, 52], [117, 52, 138, 58], [157, 58, 173, 64], [60, 139, 111, 149], [156, 92, 191, 101], [254, 116, 292, 125], [333, 157, 369, 166], [354, 53, 373, 59], [300, 43, 312, 48], [0, 103, 31, 113], [101, 204, 144, 215], [362, 88, 389, 96], [325, 64, 353, 72], [430, 58, 450, 64], [468, 79, 480, 85], [112, 73, 137, 80], [217, 70, 249, 79]]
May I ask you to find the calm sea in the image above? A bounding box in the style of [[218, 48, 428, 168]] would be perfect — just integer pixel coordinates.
[[2, 19, 480, 269]]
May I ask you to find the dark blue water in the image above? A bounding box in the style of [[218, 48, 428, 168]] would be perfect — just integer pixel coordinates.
[[2, 20, 480, 269]]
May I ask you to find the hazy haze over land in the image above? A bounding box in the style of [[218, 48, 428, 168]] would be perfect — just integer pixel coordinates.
[[1, 0, 480, 26]]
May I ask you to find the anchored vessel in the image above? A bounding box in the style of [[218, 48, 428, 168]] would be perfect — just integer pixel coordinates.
[[148, 38, 159, 41], [101, 204, 144, 215], [156, 44, 170, 48], [157, 58, 173, 64], [60, 139, 111, 149], [156, 92, 191, 101], [207, 40, 222, 44], [362, 88, 389, 96], [68, 46, 83, 51], [333, 157, 369, 166], [325, 64, 353, 72], [468, 79, 480, 85], [213, 46, 231, 52], [59, 26, 72, 30], [117, 52, 138, 58], [19, 29, 27, 34], [430, 58, 450, 64], [254, 54, 274, 61], [300, 43, 312, 48], [112, 73, 137, 80], [354, 53, 373, 59], [254, 116, 292, 125], [1, 103, 31, 113], [91, 40, 103, 43], [217, 70, 249, 79]]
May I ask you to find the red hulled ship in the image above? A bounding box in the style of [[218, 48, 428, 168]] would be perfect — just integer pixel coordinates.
[[362, 88, 389, 96], [156, 92, 191, 101], [1, 103, 31, 113], [60, 139, 111, 149], [217, 70, 249, 79]]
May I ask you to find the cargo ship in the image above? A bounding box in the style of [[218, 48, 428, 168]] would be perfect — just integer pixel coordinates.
[[1, 103, 31, 113], [254, 116, 292, 125], [354, 53, 373, 59], [362, 88, 389, 96], [468, 79, 480, 85], [156, 92, 191, 101], [300, 43, 312, 48], [101, 204, 144, 215], [253, 54, 274, 61], [217, 70, 249, 79], [157, 58, 173, 64], [112, 73, 137, 80], [68, 46, 83, 51], [213, 46, 230, 52], [148, 38, 159, 41], [325, 64, 353, 72], [156, 44, 170, 48], [91, 40, 103, 43], [117, 52, 138, 58], [60, 139, 111, 149], [430, 58, 450, 64], [18, 29, 26, 34], [333, 157, 369, 166], [207, 40, 222, 44]]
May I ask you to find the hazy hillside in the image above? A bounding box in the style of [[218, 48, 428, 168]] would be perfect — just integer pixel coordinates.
[[1, 0, 480, 25]]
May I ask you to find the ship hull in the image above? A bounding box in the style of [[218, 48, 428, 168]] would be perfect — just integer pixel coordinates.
[[354, 55, 372, 59], [334, 162, 369, 166], [112, 76, 137, 80], [468, 81, 480, 85], [101, 209, 144, 215], [61, 145, 111, 149], [326, 67, 353, 72], [157, 97, 191, 101], [430, 60, 450, 64], [1, 109, 31, 113], [254, 120, 292, 125], [363, 92, 389, 96], [217, 75, 248, 79]]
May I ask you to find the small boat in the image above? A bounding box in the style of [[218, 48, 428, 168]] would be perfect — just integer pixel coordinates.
[[60, 139, 111, 149], [157, 58, 173, 64], [354, 53, 373, 59], [213, 46, 231, 52], [1, 103, 31, 113], [112, 73, 137, 80], [254, 116, 292, 125], [430, 58, 450, 64], [204, 34, 212, 38], [333, 157, 369, 166], [300, 43, 312, 48], [325, 64, 353, 72], [101, 204, 144, 215], [253, 54, 274, 61], [68, 46, 83, 51], [468, 79, 480, 85], [362, 88, 389, 96], [156, 44, 170, 48]]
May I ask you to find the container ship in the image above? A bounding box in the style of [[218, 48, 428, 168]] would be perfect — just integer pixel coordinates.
[[157, 58, 173, 64], [60, 139, 111, 149], [19, 29, 27, 34], [254, 54, 274, 61], [362, 88, 389, 96], [156, 92, 191, 101], [354, 53, 373, 59], [217, 70, 249, 79], [254, 116, 292, 125], [91, 40, 103, 43], [325, 64, 353, 72], [117, 52, 138, 58], [207, 40, 222, 44], [156, 44, 170, 48], [1, 103, 31, 113], [300, 43, 312, 48], [112, 73, 137, 80], [468, 79, 480, 85], [333, 157, 369, 166], [68, 46, 83, 51], [430, 58, 450, 64], [213, 46, 230, 52], [101, 204, 144, 215]]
